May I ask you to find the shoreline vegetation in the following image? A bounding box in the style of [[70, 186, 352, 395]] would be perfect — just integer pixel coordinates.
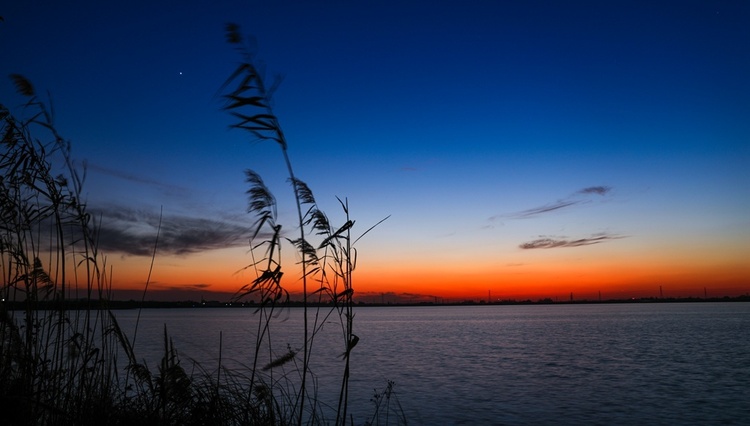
[[1, 24, 400, 425], [3, 295, 749, 311]]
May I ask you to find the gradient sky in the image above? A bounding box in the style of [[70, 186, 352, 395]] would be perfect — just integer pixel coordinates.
[[2, 1, 749, 301]]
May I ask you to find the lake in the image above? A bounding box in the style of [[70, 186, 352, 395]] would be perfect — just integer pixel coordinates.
[[114, 303, 750, 425]]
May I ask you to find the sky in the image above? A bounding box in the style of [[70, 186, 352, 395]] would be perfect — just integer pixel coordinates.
[[2, 0, 749, 302]]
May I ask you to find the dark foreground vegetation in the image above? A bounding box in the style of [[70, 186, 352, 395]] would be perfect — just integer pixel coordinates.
[[1, 25, 398, 425]]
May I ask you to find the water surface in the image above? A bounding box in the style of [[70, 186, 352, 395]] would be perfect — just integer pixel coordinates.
[[115, 303, 750, 424]]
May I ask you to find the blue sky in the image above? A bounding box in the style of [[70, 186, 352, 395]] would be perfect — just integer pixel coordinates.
[[2, 1, 748, 300]]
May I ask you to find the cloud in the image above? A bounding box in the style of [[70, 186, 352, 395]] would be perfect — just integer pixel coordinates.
[[154, 283, 213, 291], [577, 186, 611, 195], [519, 233, 625, 249], [512, 200, 580, 218], [496, 185, 612, 220], [87, 162, 189, 195], [92, 206, 257, 257]]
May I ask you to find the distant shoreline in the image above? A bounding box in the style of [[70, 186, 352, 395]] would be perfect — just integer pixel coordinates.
[[3, 295, 748, 310]]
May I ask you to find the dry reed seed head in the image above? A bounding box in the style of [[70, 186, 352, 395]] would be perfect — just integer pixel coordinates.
[[291, 178, 316, 204], [10, 74, 35, 97], [261, 348, 297, 371], [55, 174, 67, 187], [225, 23, 242, 44], [308, 209, 331, 234]]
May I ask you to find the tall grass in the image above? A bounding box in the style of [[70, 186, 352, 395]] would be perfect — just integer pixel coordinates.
[[0, 24, 398, 425], [222, 23, 389, 425], [1, 75, 127, 424]]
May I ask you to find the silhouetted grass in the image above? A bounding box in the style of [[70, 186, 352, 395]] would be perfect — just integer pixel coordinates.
[[222, 23, 391, 425], [2, 77, 121, 425], [1, 24, 400, 426]]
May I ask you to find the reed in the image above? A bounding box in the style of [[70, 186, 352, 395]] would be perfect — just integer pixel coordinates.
[[1, 73, 305, 426], [1, 23, 400, 425], [366, 380, 407, 426], [222, 23, 390, 425], [1, 75, 122, 424]]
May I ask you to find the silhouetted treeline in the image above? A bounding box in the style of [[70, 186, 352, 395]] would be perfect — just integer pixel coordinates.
[[3, 295, 747, 310]]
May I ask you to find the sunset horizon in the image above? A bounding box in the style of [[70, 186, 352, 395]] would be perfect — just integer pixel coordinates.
[[2, 2, 749, 423], [3, 1, 748, 307]]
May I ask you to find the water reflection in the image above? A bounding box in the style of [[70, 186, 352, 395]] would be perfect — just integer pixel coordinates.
[[115, 303, 750, 424]]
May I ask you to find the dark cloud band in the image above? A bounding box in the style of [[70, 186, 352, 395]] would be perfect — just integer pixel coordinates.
[[577, 186, 611, 195], [497, 185, 612, 220], [519, 233, 624, 249], [92, 206, 258, 257]]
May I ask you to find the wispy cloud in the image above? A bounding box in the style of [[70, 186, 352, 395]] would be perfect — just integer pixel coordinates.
[[153, 283, 213, 291], [87, 162, 189, 196], [513, 200, 579, 218], [577, 186, 611, 195], [495, 185, 612, 220], [519, 232, 624, 249], [92, 206, 257, 257]]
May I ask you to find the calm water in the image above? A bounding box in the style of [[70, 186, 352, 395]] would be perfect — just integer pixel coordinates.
[[114, 303, 750, 425]]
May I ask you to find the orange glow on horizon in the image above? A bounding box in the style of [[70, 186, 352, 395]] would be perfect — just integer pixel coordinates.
[[99, 247, 750, 302]]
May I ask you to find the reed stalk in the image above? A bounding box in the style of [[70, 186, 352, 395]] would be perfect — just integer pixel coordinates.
[[1, 75, 120, 424], [2, 22, 395, 424], [222, 24, 389, 425]]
